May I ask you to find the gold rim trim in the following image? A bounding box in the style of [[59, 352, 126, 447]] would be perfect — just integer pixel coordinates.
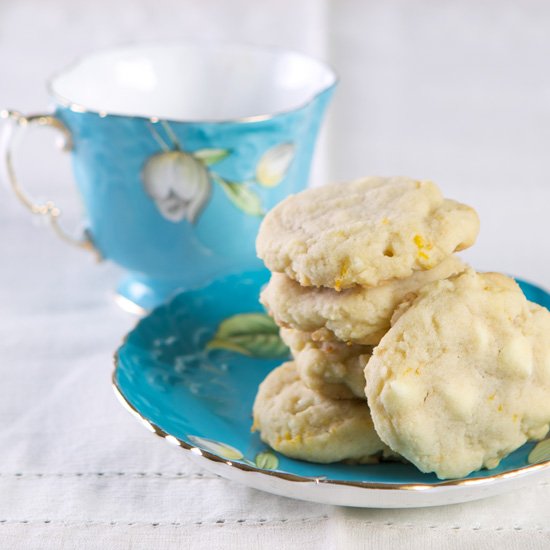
[[112, 348, 550, 491], [47, 41, 338, 124]]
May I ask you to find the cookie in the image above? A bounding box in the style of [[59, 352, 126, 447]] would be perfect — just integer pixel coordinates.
[[365, 270, 550, 479], [280, 328, 371, 399], [262, 255, 466, 345], [252, 362, 393, 464], [256, 177, 479, 289]]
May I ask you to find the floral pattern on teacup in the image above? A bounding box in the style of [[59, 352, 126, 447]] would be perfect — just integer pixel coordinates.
[[142, 121, 295, 224], [256, 143, 296, 187], [142, 150, 211, 223]]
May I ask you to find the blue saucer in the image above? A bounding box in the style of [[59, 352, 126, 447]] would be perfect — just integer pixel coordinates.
[[113, 270, 550, 507]]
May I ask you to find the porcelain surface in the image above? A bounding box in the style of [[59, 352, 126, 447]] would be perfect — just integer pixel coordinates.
[[8, 44, 337, 311], [113, 270, 550, 508]]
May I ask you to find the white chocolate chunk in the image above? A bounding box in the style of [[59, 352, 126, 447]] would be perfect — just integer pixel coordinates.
[[381, 378, 426, 414], [498, 336, 533, 378], [366, 270, 550, 479], [439, 380, 480, 422]]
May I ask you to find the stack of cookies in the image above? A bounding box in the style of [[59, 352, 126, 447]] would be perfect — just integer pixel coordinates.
[[251, 176, 550, 479]]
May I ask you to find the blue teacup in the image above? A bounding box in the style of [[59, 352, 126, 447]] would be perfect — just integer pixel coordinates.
[[2, 43, 336, 311]]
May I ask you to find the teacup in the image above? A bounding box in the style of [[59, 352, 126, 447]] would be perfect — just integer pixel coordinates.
[[2, 43, 337, 311]]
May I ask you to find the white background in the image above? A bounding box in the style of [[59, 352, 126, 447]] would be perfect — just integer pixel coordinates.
[[1, 1, 549, 548]]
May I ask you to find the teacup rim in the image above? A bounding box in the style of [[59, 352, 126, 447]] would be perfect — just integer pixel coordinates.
[[47, 40, 339, 124]]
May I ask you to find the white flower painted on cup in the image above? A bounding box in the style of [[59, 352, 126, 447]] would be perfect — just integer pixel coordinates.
[[142, 120, 296, 222], [256, 142, 295, 187], [142, 150, 211, 223]]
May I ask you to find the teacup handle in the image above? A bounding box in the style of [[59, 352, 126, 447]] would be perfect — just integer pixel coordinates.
[[1, 110, 100, 260]]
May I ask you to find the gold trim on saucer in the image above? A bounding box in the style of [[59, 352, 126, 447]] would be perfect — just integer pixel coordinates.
[[111, 347, 550, 492]]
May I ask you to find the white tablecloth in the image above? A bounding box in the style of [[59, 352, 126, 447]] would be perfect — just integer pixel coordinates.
[[1, 1, 550, 548]]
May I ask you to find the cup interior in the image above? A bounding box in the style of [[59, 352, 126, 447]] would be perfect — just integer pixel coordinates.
[[49, 43, 337, 121]]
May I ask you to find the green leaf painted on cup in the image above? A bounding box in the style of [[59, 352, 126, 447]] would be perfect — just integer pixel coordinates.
[[193, 148, 231, 166], [206, 313, 290, 359], [212, 175, 264, 217], [528, 439, 550, 464], [255, 451, 279, 470]]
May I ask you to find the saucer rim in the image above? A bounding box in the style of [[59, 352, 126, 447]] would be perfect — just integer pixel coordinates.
[[113, 289, 550, 494], [112, 271, 550, 493]]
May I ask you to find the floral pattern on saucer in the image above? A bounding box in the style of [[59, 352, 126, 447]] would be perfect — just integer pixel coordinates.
[[114, 270, 550, 507]]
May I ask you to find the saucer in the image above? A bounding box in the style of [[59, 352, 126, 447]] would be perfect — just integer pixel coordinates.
[[113, 270, 550, 508]]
